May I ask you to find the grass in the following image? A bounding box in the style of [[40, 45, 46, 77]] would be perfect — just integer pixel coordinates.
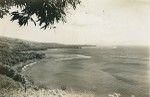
[[0, 48, 45, 66], [0, 88, 95, 97], [0, 36, 47, 93], [0, 74, 22, 90]]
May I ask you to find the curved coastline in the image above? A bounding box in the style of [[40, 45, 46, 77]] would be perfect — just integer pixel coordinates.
[[17, 57, 95, 97], [21, 62, 37, 72]]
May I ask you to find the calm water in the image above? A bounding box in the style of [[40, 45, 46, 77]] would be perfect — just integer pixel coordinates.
[[25, 47, 149, 97]]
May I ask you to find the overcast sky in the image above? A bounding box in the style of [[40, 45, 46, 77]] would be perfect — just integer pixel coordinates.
[[0, 0, 150, 46]]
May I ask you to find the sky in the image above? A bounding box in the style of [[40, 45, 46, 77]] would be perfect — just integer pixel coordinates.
[[0, 0, 150, 46]]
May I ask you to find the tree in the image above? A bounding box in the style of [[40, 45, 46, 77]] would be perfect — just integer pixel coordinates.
[[0, 0, 80, 29]]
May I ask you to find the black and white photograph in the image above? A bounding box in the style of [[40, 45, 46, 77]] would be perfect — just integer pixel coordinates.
[[0, 0, 149, 97]]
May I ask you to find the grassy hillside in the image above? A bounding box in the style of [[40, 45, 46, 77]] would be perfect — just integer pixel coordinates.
[[0, 36, 94, 89], [0, 74, 22, 89], [0, 37, 46, 66], [0, 36, 90, 51], [0, 36, 64, 51], [0, 36, 96, 66], [0, 36, 48, 89]]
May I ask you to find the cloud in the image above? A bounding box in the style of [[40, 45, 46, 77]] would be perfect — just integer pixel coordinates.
[[0, 0, 150, 46]]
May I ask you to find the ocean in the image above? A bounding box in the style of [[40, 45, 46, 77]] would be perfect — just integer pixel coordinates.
[[25, 46, 149, 97]]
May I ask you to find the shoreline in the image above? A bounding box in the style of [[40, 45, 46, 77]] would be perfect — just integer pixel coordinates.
[[0, 58, 42, 90], [21, 62, 37, 73], [0, 58, 96, 97]]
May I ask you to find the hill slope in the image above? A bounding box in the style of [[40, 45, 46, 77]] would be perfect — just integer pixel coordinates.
[[0, 36, 66, 51], [0, 36, 89, 65]]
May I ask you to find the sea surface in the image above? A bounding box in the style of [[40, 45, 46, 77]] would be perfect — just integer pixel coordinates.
[[24, 47, 150, 97]]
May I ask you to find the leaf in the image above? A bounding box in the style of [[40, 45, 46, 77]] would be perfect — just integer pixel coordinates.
[[30, 17, 36, 26], [0, 0, 80, 29]]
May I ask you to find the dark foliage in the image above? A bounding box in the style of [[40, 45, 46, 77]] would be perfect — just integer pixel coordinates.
[[0, 51, 45, 66], [0, 36, 46, 66], [0, 37, 47, 88], [0, 64, 26, 84], [0, 0, 80, 29]]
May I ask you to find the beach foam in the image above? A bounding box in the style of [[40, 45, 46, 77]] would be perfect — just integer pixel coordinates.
[[54, 54, 91, 61]]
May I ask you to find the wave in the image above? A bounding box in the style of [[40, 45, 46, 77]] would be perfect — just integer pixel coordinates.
[[111, 55, 149, 60], [22, 62, 37, 72], [54, 54, 91, 61]]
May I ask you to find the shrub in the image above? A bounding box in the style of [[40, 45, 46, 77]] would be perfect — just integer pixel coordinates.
[[0, 64, 26, 84]]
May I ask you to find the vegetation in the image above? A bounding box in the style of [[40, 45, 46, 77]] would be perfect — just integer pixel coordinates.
[[0, 64, 26, 84], [0, 51, 45, 66], [0, 36, 91, 87], [0, 74, 22, 90], [0, 37, 46, 66], [0, 0, 80, 29], [0, 36, 47, 91], [0, 36, 95, 67], [0, 88, 95, 97], [0, 36, 96, 97]]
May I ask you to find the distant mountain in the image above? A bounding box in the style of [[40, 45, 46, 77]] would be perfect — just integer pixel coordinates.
[[0, 36, 96, 51], [0, 36, 63, 51]]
